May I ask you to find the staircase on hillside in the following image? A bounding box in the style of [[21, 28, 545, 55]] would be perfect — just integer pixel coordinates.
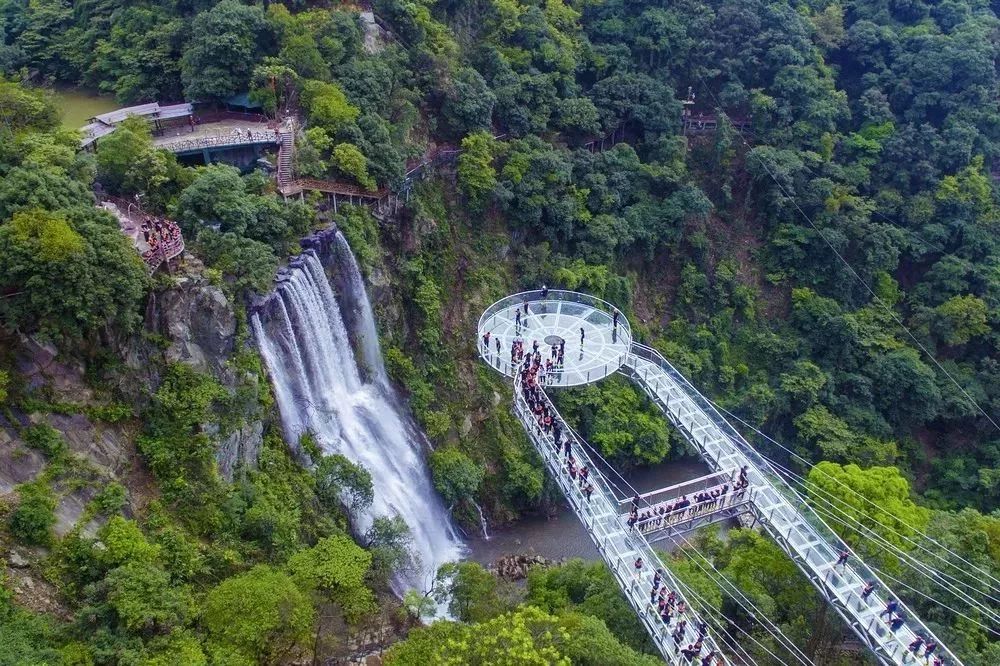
[[277, 118, 295, 188]]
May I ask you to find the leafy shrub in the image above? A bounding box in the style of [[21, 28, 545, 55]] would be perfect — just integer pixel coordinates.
[[22, 424, 66, 459], [9, 481, 57, 546]]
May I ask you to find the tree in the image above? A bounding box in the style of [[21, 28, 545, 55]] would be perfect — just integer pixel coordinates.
[[193, 229, 278, 296], [0, 168, 92, 223], [313, 453, 374, 512], [202, 566, 314, 664], [330, 143, 376, 190], [0, 82, 59, 133], [301, 80, 359, 135], [871, 348, 942, 429], [806, 462, 935, 576], [457, 131, 497, 210], [364, 516, 413, 585], [8, 481, 56, 546], [95, 116, 173, 198], [0, 207, 148, 343], [385, 605, 659, 665], [933, 295, 989, 346], [441, 67, 496, 137], [287, 536, 376, 623], [433, 561, 502, 623], [181, 0, 269, 101], [429, 447, 485, 505], [102, 562, 195, 634]]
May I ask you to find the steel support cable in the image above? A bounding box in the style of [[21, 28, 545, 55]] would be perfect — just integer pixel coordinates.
[[692, 77, 1000, 436], [756, 457, 1000, 637], [766, 469, 1000, 634], [560, 418, 810, 664], [713, 404, 1000, 594], [675, 585, 765, 666], [671, 572, 789, 666], [525, 381, 732, 662], [803, 502, 1000, 638], [670, 528, 816, 666], [758, 456, 1000, 618], [556, 417, 786, 664], [665, 570, 765, 666], [766, 463, 1000, 629]]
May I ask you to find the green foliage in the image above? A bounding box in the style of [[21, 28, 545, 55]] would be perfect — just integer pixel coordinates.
[[22, 423, 66, 459], [137, 364, 226, 524], [932, 295, 989, 346], [180, 0, 270, 101], [429, 447, 485, 505], [556, 377, 671, 466], [434, 561, 503, 623], [807, 462, 930, 560], [8, 481, 56, 546], [95, 117, 176, 200], [102, 561, 195, 633], [364, 515, 413, 586], [313, 453, 374, 512], [0, 574, 62, 665], [330, 143, 375, 190], [301, 80, 360, 135], [202, 565, 314, 664], [457, 131, 498, 211], [385, 604, 660, 666], [287, 535, 376, 623], [526, 559, 653, 654], [0, 207, 148, 344]]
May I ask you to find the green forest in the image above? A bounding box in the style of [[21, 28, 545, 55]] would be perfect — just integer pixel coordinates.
[[0, 0, 998, 663]]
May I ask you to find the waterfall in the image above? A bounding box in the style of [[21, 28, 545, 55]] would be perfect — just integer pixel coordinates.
[[251, 233, 465, 595], [473, 501, 491, 540]]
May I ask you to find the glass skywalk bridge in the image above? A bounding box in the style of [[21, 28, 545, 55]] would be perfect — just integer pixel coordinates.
[[478, 290, 963, 666]]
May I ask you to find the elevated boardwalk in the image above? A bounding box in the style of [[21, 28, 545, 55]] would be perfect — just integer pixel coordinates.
[[478, 289, 964, 666]]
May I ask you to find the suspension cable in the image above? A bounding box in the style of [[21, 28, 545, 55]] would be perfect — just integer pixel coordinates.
[[715, 404, 1000, 593], [758, 453, 1000, 616], [762, 460, 1000, 631], [671, 528, 816, 665], [559, 415, 810, 663]]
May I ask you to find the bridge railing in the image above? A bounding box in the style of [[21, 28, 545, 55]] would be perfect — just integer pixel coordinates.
[[625, 342, 963, 666], [512, 365, 730, 665], [155, 129, 279, 154]]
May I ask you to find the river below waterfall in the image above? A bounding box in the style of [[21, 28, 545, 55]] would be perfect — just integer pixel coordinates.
[[468, 459, 712, 564]]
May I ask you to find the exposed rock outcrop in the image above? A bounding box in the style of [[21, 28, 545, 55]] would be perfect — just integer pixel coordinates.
[[488, 553, 561, 580]]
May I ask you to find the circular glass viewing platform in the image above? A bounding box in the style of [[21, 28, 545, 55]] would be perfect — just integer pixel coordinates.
[[477, 290, 631, 387]]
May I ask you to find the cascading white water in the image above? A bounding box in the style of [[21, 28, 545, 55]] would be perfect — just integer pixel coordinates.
[[251, 237, 465, 595]]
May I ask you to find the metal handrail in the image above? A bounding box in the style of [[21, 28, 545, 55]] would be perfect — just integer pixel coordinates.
[[155, 129, 279, 153]]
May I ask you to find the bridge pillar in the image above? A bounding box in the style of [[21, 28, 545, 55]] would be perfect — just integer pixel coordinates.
[[202, 148, 212, 164]]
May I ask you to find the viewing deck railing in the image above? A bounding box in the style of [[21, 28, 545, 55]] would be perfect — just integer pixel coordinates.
[[478, 289, 632, 387]]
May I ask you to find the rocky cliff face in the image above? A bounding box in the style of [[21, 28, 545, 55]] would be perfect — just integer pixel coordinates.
[[1, 255, 267, 543]]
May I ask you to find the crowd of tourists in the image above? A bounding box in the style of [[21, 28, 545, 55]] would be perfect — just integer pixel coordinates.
[[139, 216, 183, 265]]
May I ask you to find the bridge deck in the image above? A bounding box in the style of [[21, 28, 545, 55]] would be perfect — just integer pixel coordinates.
[[509, 362, 730, 665], [623, 344, 963, 666]]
